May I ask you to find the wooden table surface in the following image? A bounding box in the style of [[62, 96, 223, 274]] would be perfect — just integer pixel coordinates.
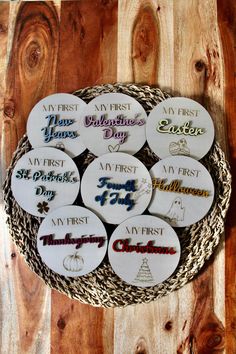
[[0, 1, 235, 353]]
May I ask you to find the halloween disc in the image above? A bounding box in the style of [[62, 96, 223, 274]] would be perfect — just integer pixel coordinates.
[[148, 156, 215, 227], [37, 205, 108, 277]]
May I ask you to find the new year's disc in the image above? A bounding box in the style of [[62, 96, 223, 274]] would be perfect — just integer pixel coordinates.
[[27, 93, 87, 158]]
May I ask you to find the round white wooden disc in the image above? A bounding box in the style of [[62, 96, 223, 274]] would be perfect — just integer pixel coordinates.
[[108, 215, 181, 287], [27, 93, 87, 158], [146, 97, 215, 160], [37, 206, 107, 277], [148, 156, 215, 227], [79, 93, 147, 156], [81, 152, 152, 224], [11, 147, 80, 217]]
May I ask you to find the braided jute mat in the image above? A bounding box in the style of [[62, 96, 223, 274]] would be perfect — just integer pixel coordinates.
[[3, 83, 232, 308]]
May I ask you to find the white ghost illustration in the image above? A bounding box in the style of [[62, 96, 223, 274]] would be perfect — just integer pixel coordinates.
[[166, 197, 185, 223]]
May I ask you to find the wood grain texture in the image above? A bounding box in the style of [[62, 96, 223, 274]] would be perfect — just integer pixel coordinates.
[[0, 2, 9, 178], [118, 0, 174, 89], [0, 4, 19, 354], [57, 0, 118, 92], [173, 0, 226, 148], [51, 292, 114, 354], [217, 1, 236, 353], [116, 1, 227, 353], [189, 264, 225, 353], [131, 3, 159, 84], [114, 288, 194, 354], [173, 2, 226, 353], [117, 3, 195, 353], [0, 0, 235, 353], [3, 0, 59, 166], [1, 1, 60, 353], [51, 1, 117, 353]]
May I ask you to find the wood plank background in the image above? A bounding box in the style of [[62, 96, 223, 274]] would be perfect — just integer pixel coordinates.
[[0, 1, 235, 353]]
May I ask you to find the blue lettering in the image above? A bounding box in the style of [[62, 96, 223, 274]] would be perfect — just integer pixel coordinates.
[[41, 115, 77, 143], [97, 177, 137, 192], [95, 191, 108, 206]]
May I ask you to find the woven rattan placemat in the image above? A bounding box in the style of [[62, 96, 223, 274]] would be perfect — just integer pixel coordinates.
[[3, 83, 231, 308]]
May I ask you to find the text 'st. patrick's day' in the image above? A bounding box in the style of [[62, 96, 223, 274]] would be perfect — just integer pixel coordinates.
[[146, 97, 215, 160], [78, 93, 147, 156], [80, 152, 152, 224], [108, 215, 181, 287], [11, 147, 80, 217], [37, 205, 108, 277], [27, 93, 87, 158], [148, 156, 215, 227]]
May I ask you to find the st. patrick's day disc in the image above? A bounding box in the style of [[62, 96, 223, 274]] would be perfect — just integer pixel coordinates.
[[11, 147, 80, 217], [148, 156, 215, 227], [108, 215, 181, 287], [37, 206, 108, 277], [146, 97, 215, 160], [81, 152, 152, 224], [79, 93, 147, 156], [27, 93, 87, 158]]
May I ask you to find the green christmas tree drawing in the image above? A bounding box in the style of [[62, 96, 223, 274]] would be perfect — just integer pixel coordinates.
[[133, 257, 154, 283]]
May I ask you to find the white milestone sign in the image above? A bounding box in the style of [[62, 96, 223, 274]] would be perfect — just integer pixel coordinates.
[[81, 152, 152, 224], [11, 147, 80, 217], [27, 93, 87, 158], [79, 93, 147, 156], [108, 215, 181, 287], [37, 206, 108, 277], [148, 156, 215, 227], [146, 97, 215, 160]]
